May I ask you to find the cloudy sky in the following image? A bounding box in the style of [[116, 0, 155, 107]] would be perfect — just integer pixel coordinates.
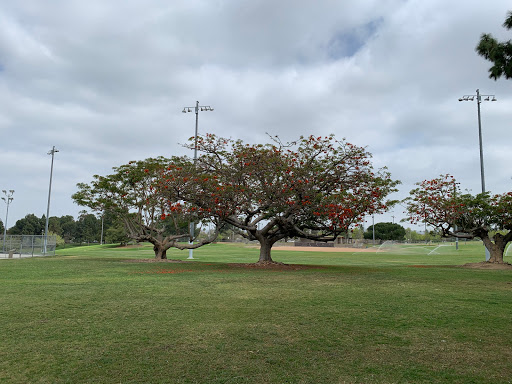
[[1, 0, 511, 231]]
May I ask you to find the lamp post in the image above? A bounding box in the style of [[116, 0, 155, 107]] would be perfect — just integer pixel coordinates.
[[458, 89, 497, 194], [2, 190, 14, 253], [182, 101, 214, 259], [44, 146, 59, 254], [459, 90, 496, 260]]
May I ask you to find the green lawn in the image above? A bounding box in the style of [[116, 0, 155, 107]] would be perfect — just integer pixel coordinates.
[[0, 242, 511, 383]]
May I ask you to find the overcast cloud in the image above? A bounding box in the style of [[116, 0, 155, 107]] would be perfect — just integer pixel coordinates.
[[1, 0, 511, 231]]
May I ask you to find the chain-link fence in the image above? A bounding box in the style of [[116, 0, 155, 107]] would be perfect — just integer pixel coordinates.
[[0, 235, 57, 258]]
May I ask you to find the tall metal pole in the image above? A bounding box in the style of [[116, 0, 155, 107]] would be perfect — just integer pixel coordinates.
[[44, 146, 59, 254], [182, 101, 214, 259], [194, 101, 199, 162], [2, 190, 14, 253], [459, 89, 496, 193], [476, 89, 486, 194]]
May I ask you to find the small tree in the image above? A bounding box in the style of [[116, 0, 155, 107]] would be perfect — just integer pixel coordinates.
[[104, 221, 131, 245], [404, 175, 512, 264], [404, 228, 423, 243], [351, 227, 364, 241], [73, 157, 218, 259], [364, 222, 406, 241], [75, 211, 100, 243], [59, 215, 77, 243], [162, 134, 399, 263], [476, 11, 512, 80]]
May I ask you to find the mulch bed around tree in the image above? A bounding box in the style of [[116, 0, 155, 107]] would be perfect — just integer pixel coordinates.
[[124, 259, 323, 270], [226, 262, 325, 270], [459, 262, 512, 270], [124, 259, 192, 263]]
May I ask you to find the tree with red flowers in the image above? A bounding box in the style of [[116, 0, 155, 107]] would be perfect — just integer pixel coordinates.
[[73, 157, 218, 260], [404, 174, 512, 264], [161, 134, 399, 263]]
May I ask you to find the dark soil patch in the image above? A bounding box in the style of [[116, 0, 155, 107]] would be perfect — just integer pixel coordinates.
[[125, 259, 324, 271], [460, 262, 512, 270], [409, 265, 457, 268], [227, 262, 325, 271], [124, 259, 193, 263]]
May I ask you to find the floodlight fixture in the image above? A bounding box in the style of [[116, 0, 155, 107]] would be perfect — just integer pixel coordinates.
[[2, 189, 14, 253]]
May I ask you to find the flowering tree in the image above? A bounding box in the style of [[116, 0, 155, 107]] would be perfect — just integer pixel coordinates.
[[161, 134, 399, 263], [73, 157, 218, 260], [404, 175, 512, 264]]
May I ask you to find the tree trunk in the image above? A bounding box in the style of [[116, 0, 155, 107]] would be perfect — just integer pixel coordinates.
[[258, 238, 275, 264], [482, 234, 506, 263], [153, 243, 168, 260], [488, 247, 504, 263]]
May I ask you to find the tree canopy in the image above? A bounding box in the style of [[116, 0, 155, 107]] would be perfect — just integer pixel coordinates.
[[73, 157, 219, 259], [364, 222, 406, 241], [161, 134, 399, 263], [404, 175, 512, 263], [8, 214, 46, 236], [476, 11, 512, 80]]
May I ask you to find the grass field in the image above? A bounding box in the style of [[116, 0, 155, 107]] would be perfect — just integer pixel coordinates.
[[1, 242, 511, 383]]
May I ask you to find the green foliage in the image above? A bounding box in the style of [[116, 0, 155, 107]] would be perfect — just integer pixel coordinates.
[[350, 226, 364, 240], [8, 214, 45, 235], [364, 222, 406, 241], [59, 215, 77, 242], [75, 211, 101, 243], [476, 11, 512, 80], [47, 216, 61, 234], [104, 223, 130, 245], [405, 228, 423, 242], [0, 219, 4, 234], [48, 231, 65, 247], [103, 212, 133, 245]]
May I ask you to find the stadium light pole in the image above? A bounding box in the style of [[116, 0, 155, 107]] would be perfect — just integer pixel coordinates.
[[182, 101, 214, 259], [2, 190, 14, 253], [458, 89, 497, 194], [459, 90, 496, 260], [44, 146, 59, 255]]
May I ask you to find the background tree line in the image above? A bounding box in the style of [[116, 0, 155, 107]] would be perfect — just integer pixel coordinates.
[[1, 211, 130, 245]]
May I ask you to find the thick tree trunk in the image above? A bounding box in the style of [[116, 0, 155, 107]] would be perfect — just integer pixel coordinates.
[[258, 238, 275, 264], [488, 247, 504, 263], [153, 243, 168, 260], [482, 234, 506, 264]]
